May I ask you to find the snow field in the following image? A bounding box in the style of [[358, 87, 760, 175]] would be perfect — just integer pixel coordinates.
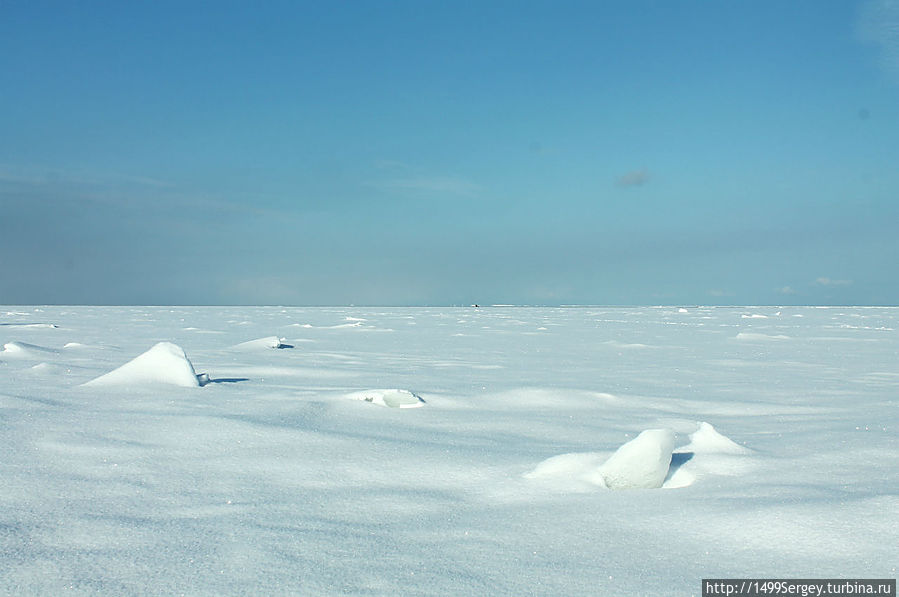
[[0, 306, 896, 595]]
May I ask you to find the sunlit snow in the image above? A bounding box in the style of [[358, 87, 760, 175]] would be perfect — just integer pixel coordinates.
[[1, 306, 896, 595]]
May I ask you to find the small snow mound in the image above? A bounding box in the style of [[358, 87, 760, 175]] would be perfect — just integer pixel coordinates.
[[1, 341, 58, 357], [348, 389, 425, 408], [233, 336, 292, 350], [599, 429, 676, 490], [742, 314, 768, 319], [678, 308, 689, 313], [662, 423, 754, 488], [63, 342, 85, 349], [83, 342, 204, 388], [683, 422, 749, 455]]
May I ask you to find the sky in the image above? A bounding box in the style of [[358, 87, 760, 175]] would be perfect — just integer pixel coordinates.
[[1, 0, 897, 306]]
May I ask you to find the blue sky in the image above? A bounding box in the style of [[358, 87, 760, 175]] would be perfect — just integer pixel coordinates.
[[1, 1, 897, 305]]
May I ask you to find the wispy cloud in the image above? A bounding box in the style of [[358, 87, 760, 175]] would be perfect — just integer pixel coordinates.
[[616, 169, 650, 187], [0, 162, 265, 217], [777, 286, 797, 295], [858, 0, 899, 80], [369, 176, 482, 197], [815, 277, 852, 286], [0, 164, 174, 189]]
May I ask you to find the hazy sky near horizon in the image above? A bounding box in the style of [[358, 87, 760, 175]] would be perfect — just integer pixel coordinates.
[[2, 1, 897, 305]]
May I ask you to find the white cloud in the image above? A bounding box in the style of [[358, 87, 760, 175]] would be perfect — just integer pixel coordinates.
[[778, 286, 797, 295]]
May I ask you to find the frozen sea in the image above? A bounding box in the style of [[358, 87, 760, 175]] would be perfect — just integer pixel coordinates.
[[1, 306, 896, 596]]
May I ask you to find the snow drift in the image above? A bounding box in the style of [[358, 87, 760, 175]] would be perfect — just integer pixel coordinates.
[[83, 342, 205, 388], [664, 422, 753, 489], [683, 421, 749, 455], [0, 341, 58, 358], [527, 428, 676, 491], [523, 452, 608, 490]]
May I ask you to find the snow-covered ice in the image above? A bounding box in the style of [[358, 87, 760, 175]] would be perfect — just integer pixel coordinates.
[[0, 306, 896, 595]]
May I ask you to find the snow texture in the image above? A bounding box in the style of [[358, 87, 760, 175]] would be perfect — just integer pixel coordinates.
[[0, 305, 897, 596]]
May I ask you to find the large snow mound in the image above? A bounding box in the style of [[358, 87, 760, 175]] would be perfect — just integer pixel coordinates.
[[83, 342, 204, 388], [599, 429, 676, 490], [347, 389, 425, 408]]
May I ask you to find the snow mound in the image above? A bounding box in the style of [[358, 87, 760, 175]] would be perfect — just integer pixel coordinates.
[[233, 336, 292, 350], [525, 429, 677, 491], [599, 429, 676, 490], [664, 422, 753, 489], [683, 422, 749, 455], [1, 341, 59, 358], [348, 389, 425, 408], [524, 452, 608, 490], [83, 342, 205, 388]]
